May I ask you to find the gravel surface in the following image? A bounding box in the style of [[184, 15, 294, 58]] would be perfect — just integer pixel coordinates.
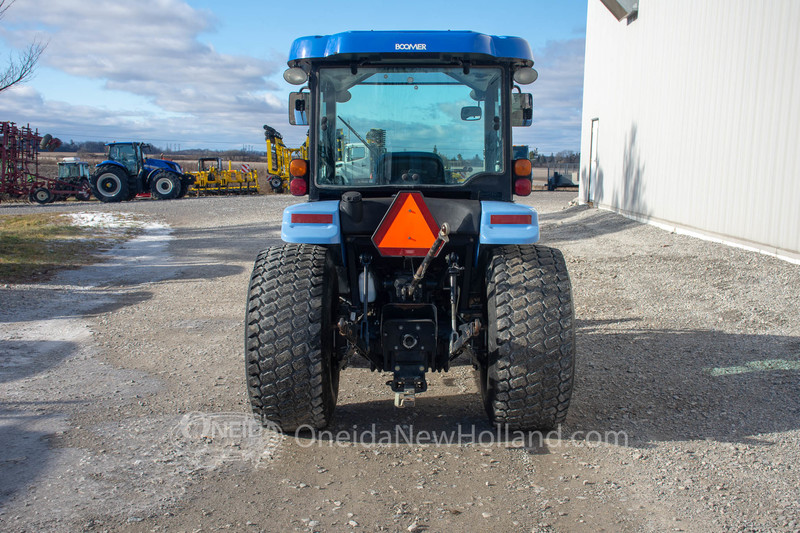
[[1, 192, 798, 532]]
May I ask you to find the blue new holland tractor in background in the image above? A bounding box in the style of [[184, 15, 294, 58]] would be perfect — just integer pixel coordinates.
[[246, 31, 575, 433], [90, 142, 194, 202]]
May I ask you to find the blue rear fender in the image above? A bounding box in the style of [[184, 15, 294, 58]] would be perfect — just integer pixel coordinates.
[[96, 160, 127, 173], [476, 201, 539, 266], [281, 201, 341, 244], [478, 201, 539, 245]]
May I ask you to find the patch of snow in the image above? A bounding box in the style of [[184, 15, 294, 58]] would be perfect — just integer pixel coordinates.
[[62, 212, 167, 231]]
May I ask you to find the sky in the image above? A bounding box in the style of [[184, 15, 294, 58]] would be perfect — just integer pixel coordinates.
[[0, 0, 587, 154]]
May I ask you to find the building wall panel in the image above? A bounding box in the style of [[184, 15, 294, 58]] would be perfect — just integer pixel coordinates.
[[579, 0, 800, 259]]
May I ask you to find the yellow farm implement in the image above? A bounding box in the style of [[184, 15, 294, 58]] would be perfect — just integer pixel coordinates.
[[264, 125, 308, 193], [189, 157, 259, 195]]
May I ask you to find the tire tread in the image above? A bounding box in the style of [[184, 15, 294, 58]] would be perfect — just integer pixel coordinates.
[[485, 244, 575, 431], [245, 244, 336, 432]]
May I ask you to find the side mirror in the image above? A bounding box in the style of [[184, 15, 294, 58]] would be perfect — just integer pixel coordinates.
[[461, 106, 482, 121], [288, 92, 310, 126], [511, 93, 533, 127]]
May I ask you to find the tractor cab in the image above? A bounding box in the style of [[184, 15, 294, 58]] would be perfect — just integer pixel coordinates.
[[106, 142, 146, 177], [198, 157, 223, 172], [283, 31, 536, 201], [57, 157, 91, 182]]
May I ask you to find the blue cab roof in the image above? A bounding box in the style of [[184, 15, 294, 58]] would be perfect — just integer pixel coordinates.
[[288, 31, 534, 64]]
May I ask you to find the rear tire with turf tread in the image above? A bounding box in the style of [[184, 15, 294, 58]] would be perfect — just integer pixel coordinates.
[[481, 244, 575, 431], [245, 244, 339, 432]]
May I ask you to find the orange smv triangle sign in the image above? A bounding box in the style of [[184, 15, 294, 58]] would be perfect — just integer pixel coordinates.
[[372, 192, 439, 257]]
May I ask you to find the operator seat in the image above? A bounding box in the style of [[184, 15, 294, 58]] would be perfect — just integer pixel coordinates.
[[378, 152, 445, 185]]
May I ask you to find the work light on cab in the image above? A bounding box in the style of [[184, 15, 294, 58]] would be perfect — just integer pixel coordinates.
[[283, 66, 308, 85], [513, 67, 539, 84]]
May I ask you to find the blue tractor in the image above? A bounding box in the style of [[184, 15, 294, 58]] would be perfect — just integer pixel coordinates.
[[246, 31, 575, 432], [90, 142, 193, 202]]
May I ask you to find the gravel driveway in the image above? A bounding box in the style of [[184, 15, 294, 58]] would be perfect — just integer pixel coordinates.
[[1, 192, 798, 532]]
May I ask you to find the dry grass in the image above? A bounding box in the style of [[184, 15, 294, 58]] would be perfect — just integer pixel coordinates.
[[0, 213, 129, 283]]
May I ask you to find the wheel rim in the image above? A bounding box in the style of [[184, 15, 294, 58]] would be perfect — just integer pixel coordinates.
[[35, 189, 49, 202], [156, 177, 173, 194], [99, 174, 122, 195]]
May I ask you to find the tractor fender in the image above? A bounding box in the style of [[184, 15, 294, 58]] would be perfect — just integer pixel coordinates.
[[281, 201, 341, 244], [144, 168, 166, 186], [96, 160, 128, 172], [144, 167, 184, 187], [478, 201, 539, 245]]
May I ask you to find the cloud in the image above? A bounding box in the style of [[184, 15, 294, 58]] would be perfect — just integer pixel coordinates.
[[0, 0, 285, 147], [0, 83, 289, 148], [0, 6, 585, 153], [516, 38, 586, 154]]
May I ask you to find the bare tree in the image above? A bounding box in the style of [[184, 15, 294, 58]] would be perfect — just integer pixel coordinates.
[[0, 0, 47, 93]]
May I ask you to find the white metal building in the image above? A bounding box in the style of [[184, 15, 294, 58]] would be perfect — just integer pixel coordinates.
[[579, 0, 800, 262]]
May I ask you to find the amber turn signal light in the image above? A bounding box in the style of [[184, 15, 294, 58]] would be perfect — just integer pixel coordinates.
[[513, 158, 532, 177], [289, 159, 308, 178]]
